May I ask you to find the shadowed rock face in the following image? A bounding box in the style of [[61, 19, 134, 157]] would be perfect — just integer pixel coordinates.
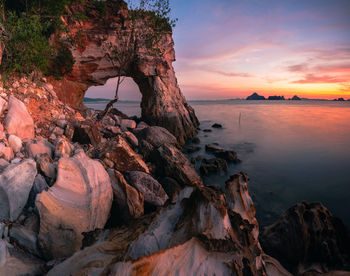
[[50, 0, 198, 144]]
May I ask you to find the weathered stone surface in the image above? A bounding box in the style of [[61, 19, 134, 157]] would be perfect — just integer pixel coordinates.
[[123, 131, 138, 148], [36, 154, 56, 179], [108, 170, 144, 220], [0, 239, 44, 275], [0, 159, 37, 221], [72, 120, 101, 147], [54, 137, 73, 158], [50, 1, 198, 144], [260, 201, 350, 275], [124, 171, 168, 207], [9, 224, 40, 257], [8, 135, 22, 153], [199, 158, 228, 175], [0, 144, 14, 161], [26, 138, 53, 158], [120, 119, 136, 130], [99, 135, 149, 173], [136, 126, 178, 148], [4, 96, 35, 140], [0, 97, 7, 117], [35, 152, 113, 259], [151, 144, 202, 187], [28, 174, 49, 207]]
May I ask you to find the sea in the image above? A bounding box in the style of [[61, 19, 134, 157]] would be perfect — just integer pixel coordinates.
[[86, 99, 350, 228]]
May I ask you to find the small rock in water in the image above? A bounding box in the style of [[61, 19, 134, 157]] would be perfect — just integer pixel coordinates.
[[212, 123, 222, 128], [203, 129, 212, 132], [200, 158, 228, 175], [186, 145, 201, 153], [191, 137, 200, 144]]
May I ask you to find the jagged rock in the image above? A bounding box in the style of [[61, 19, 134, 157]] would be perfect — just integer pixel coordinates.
[[0, 159, 37, 221], [4, 96, 35, 140], [99, 135, 149, 173], [200, 158, 227, 175], [9, 224, 40, 257], [123, 131, 138, 148], [205, 144, 240, 162], [120, 119, 136, 130], [0, 239, 44, 275], [160, 177, 182, 201], [54, 137, 73, 158], [246, 92, 266, 100], [138, 139, 154, 160], [0, 144, 14, 161], [35, 151, 113, 259], [26, 138, 54, 158], [50, 1, 198, 144], [36, 154, 56, 179], [46, 172, 283, 275], [28, 174, 49, 207], [136, 126, 178, 148], [72, 120, 101, 147], [124, 171, 168, 207], [108, 170, 144, 220], [0, 97, 7, 116], [260, 201, 350, 275], [8, 135, 22, 153], [151, 144, 202, 187]]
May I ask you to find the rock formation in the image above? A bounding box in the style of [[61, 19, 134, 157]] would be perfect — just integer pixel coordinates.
[[35, 151, 113, 259], [260, 202, 350, 275], [49, 0, 198, 144], [246, 92, 266, 100]]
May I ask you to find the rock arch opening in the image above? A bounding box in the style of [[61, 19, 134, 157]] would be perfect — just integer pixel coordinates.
[[85, 77, 142, 118]]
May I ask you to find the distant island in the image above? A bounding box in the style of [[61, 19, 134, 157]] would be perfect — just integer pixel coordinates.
[[84, 97, 111, 102], [246, 93, 349, 101]]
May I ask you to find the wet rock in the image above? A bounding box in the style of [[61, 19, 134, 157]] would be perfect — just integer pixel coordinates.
[[4, 96, 35, 140], [36, 153, 56, 179], [199, 158, 228, 175], [212, 123, 222, 128], [108, 170, 144, 219], [99, 135, 149, 173], [28, 174, 49, 207], [120, 119, 136, 130], [205, 144, 240, 162], [191, 137, 200, 144], [124, 171, 168, 207], [203, 129, 212, 132], [151, 144, 202, 187], [136, 126, 178, 148], [35, 151, 113, 259], [9, 224, 40, 257], [0, 159, 37, 221], [8, 135, 22, 153], [205, 143, 223, 152], [260, 201, 350, 275], [185, 145, 201, 153], [26, 138, 53, 158]]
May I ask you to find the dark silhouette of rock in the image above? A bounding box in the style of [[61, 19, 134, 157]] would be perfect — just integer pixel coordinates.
[[260, 202, 350, 275], [185, 145, 201, 153], [212, 123, 222, 128], [246, 92, 266, 100], [203, 129, 212, 132], [191, 137, 200, 144], [268, 95, 285, 100], [291, 95, 301, 100], [205, 144, 240, 163], [199, 158, 228, 175]]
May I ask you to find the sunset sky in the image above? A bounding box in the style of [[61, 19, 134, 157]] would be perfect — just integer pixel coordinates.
[[87, 0, 350, 100]]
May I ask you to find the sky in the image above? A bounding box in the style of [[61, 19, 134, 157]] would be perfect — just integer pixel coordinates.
[[86, 0, 350, 100]]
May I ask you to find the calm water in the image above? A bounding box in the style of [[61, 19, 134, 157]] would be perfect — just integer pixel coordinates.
[[86, 100, 350, 227]]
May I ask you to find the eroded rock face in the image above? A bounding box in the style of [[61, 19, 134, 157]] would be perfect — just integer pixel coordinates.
[[35, 151, 113, 259], [46, 174, 274, 275], [260, 201, 350, 275], [51, 0, 198, 144]]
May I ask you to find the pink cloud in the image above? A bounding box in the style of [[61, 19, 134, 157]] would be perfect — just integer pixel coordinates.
[[292, 74, 350, 84]]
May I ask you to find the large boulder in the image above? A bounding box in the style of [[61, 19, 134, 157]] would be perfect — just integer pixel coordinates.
[[35, 151, 113, 259], [26, 138, 54, 158], [4, 96, 35, 140], [108, 170, 144, 220], [124, 171, 168, 207], [151, 144, 202, 187], [260, 202, 350, 275], [99, 135, 149, 173], [0, 159, 37, 221], [135, 126, 178, 148]]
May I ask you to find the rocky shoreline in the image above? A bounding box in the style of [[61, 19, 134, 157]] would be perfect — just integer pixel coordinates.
[[0, 77, 348, 275]]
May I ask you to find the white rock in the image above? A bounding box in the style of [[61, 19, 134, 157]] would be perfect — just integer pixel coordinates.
[[4, 96, 35, 139], [8, 135, 22, 153], [0, 159, 37, 221]]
